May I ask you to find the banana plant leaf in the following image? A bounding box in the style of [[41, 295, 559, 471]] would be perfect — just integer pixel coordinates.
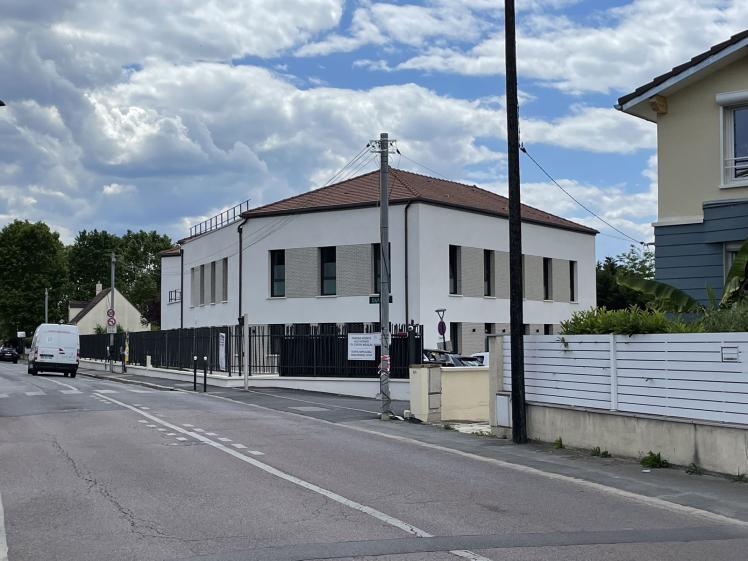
[[721, 238, 748, 306], [617, 276, 703, 313]]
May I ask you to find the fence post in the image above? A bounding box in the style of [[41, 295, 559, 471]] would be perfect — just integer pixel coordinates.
[[203, 355, 208, 392], [609, 333, 618, 411], [242, 315, 250, 390], [193, 355, 198, 392]]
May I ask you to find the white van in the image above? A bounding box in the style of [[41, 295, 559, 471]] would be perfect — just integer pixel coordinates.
[[28, 324, 80, 377]]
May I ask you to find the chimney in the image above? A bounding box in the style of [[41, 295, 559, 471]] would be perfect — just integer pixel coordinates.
[[95, 282, 103, 295]]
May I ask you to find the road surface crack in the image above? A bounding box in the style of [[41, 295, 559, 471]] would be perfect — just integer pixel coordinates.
[[51, 438, 169, 540]]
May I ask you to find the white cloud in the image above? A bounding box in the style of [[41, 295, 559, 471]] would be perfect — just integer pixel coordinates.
[[102, 183, 136, 195]]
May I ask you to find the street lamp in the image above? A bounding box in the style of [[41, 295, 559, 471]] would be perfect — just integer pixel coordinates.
[[435, 308, 447, 351]]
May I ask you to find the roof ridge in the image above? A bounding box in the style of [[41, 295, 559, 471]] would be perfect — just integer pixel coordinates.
[[69, 288, 111, 325], [389, 167, 421, 198], [245, 168, 380, 215]]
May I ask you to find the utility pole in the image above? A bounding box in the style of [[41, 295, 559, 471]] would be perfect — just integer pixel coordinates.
[[44, 288, 48, 323], [505, 0, 528, 443], [372, 132, 395, 419], [110, 252, 116, 373]]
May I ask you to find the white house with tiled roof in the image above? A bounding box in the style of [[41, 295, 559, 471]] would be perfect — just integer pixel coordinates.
[[69, 282, 150, 335], [161, 169, 596, 353]]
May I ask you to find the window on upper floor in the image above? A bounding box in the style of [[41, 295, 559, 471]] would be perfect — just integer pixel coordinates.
[[221, 257, 228, 301], [270, 250, 285, 297], [449, 245, 461, 295], [210, 261, 216, 304], [723, 104, 748, 186], [372, 243, 391, 295], [484, 249, 495, 296], [320, 246, 336, 296], [569, 260, 578, 302], [543, 257, 553, 301]]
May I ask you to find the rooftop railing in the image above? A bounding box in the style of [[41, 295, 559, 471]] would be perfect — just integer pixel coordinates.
[[188, 200, 250, 238]]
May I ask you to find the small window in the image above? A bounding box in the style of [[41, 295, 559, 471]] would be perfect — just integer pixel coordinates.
[[484, 250, 495, 296], [270, 250, 285, 297], [569, 260, 577, 302], [199, 264, 205, 306], [372, 243, 391, 294], [449, 322, 460, 354], [210, 261, 216, 304], [543, 257, 552, 300], [725, 242, 742, 279], [484, 323, 494, 352], [320, 246, 336, 295], [724, 105, 748, 184], [544, 324, 553, 335], [190, 267, 198, 306], [449, 245, 461, 294], [221, 257, 228, 301]]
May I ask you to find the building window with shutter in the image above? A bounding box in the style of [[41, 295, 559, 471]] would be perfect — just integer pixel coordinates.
[[320, 246, 336, 295], [270, 250, 285, 297], [484, 249, 495, 296]]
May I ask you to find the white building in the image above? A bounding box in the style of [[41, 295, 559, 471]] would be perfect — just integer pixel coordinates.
[[161, 169, 596, 354], [69, 282, 150, 335]]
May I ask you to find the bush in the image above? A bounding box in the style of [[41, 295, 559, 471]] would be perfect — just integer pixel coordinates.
[[640, 451, 669, 469], [699, 302, 748, 332], [561, 307, 696, 335]]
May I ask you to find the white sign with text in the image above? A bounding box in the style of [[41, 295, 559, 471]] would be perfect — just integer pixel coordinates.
[[347, 333, 382, 361]]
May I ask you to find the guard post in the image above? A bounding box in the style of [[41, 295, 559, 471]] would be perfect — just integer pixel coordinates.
[[193, 355, 197, 391], [203, 355, 207, 393]]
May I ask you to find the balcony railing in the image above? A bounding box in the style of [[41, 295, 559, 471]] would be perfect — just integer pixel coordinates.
[[168, 289, 181, 303], [188, 200, 250, 238]]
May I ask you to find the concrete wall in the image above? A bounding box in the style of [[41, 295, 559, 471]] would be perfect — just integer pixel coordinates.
[[523, 403, 748, 476], [657, 57, 748, 223], [161, 254, 182, 329], [441, 367, 491, 422]]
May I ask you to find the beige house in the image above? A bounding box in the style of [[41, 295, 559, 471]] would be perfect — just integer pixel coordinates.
[[617, 30, 748, 304], [69, 282, 150, 335]]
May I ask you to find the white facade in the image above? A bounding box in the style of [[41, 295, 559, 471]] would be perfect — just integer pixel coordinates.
[[72, 288, 149, 335], [162, 201, 596, 352]]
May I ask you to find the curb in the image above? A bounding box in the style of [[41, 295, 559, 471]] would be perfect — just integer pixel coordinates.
[[79, 369, 175, 392]]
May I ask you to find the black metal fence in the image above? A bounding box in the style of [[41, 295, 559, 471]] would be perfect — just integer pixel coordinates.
[[79, 323, 422, 379]]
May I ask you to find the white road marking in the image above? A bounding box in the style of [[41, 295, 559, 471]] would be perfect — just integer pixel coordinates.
[[137, 420, 148, 424], [24, 391, 44, 396], [93, 393, 493, 561], [0, 490, 7, 561], [230, 443, 247, 449], [218, 437, 231, 442], [39, 377, 78, 391], [126, 389, 153, 393], [94, 389, 117, 394], [139, 406, 150, 410], [248, 450, 265, 456], [0, 394, 7, 399], [203, 391, 748, 530], [182, 424, 194, 427], [193, 428, 205, 433], [60, 389, 81, 395], [288, 406, 330, 412], [205, 432, 217, 436], [175, 437, 188, 442], [166, 433, 176, 436], [157, 428, 166, 432], [146, 424, 157, 428]]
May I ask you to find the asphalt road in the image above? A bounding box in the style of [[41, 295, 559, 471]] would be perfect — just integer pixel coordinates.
[[2, 360, 748, 561]]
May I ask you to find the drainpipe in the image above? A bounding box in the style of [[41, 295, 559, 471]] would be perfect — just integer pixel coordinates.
[[404, 202, 412, 324], [179, 247, 184, 329], [237, 218, 248, 321]]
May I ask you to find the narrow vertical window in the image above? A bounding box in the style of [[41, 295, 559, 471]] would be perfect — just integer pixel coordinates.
[[199, 264, 205, 305], [190, 267, 197, 307], [222, 257, 228, 301], [484, 322, 494, 352], [543, 257, 552, 300], [569, 260, 577, 302], [484, 249, 495, 296], [544, 324, 553, 335], [320, 246, 336, 295], [449, 245, 461, 294], [270, 250, 285, 297], [449, 322, 460, 354], [210, 261, 216, 304], [372, 243, 390, 294]]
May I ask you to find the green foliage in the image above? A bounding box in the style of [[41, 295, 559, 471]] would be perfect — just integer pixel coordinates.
[[686, 463, 703, 475], [596, 246, 655, 310], [0, 221, 68, 338], [617, 276, 703, 313], [640, 451, 669, 469], [699, 302, 748, 332], [721, 238, 748, 306], [617, 246, 655, 279], [561, 307, 696, 335], [67, 230, 120, 301], [553, 437, 563, 449], [94, 324, 125, 335], [590, 447, 611, 458]]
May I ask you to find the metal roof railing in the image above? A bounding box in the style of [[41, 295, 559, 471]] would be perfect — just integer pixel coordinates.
[[189, 200, 250, 238]]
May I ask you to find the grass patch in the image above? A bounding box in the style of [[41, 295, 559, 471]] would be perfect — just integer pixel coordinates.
[[685, 463, 703, 475], [553, 437, 563, 449], [591, 446, 611, 458]]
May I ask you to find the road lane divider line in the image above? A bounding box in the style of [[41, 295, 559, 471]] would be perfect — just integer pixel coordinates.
[[200, 391, 748, 530], [0, 491, 7, 561], [93, 392, 492, 561], [37, 376, 79, 391]]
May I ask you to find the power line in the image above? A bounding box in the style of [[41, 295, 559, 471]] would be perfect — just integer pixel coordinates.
[[519, 143, 645, 246], [322, 145, 370, 187], [339, 154, 378, 183], [398, 153, 449, 180]]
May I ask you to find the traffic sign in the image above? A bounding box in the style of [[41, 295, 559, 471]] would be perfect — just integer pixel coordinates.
[[107, 317, 117, 327], [106, 308, 115, 318], [437, 320, 446, 336]]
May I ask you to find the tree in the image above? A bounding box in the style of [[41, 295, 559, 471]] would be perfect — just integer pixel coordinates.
[[0, 221, 68, 338], [67, 230, 120, 301], [117, 230, 172, 325], [596, 246, 655, 310]]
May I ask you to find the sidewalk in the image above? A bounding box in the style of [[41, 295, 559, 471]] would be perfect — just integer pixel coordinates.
[[78, 363, 748, 526]]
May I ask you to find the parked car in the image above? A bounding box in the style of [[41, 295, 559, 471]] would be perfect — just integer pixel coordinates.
[[422, 349, 484, 367], [471, 352, 489, 366], [27, 323, 80, 377], [0, 346, 19, 363]]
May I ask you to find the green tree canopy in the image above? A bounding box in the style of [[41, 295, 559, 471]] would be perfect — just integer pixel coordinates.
[[118, 230, 172, 324], [0, 221, 68, 338], [67, 229, 120, 301], [596, 246, 655, 310]]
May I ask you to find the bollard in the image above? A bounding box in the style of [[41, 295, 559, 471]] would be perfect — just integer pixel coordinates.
[[193, 355, 198, 391], [203, 356, 207, 392]]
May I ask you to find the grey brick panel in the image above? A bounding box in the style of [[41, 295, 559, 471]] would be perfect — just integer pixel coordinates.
[[286, 247, 320, 298]]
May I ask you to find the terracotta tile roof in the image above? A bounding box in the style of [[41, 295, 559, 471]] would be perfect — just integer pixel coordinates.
[[160, 246, 181, 257], [618, 29, 748, 107], [69, 288, 111, 325], [242, 168, 596, 235]]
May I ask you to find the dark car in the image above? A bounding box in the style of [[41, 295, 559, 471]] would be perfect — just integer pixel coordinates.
[[0, 346, 19, 363], [422, 349, 483, 367]]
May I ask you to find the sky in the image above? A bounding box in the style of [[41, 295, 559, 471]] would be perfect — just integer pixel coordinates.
[[1, 0, 747, 259]]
